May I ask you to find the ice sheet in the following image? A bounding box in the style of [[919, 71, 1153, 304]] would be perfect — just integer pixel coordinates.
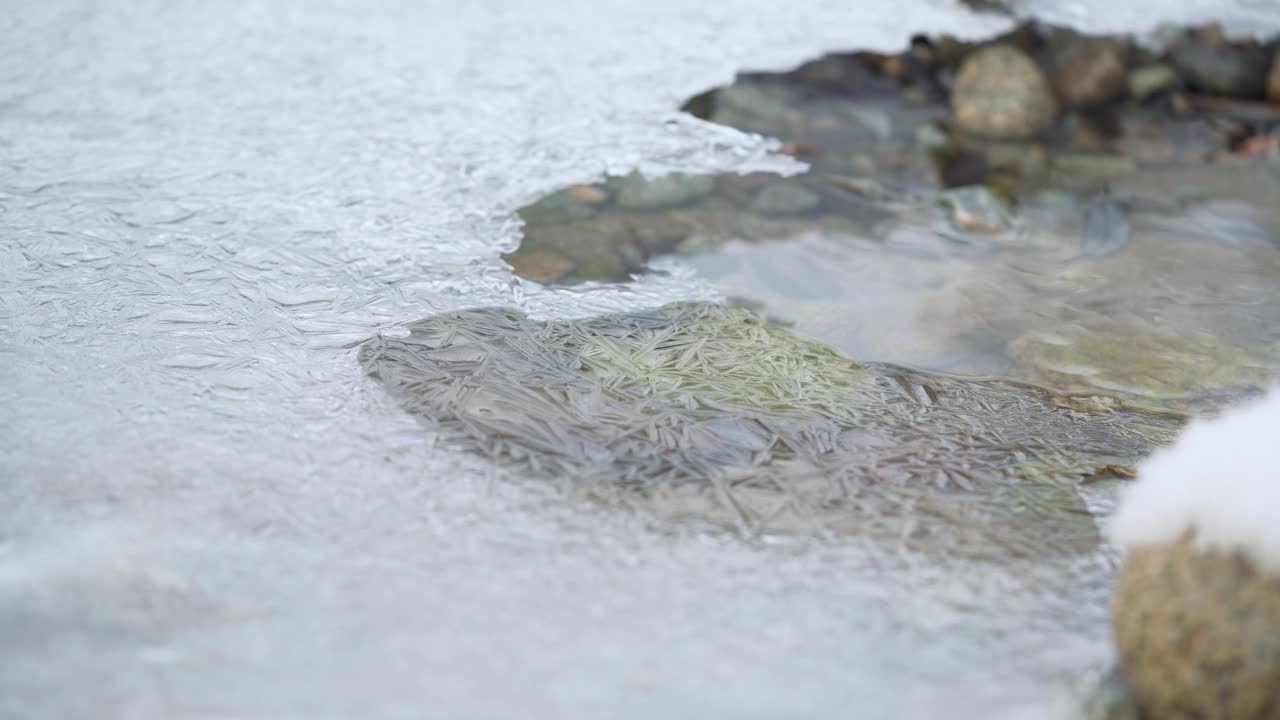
[[2, 1, 1277, 718]]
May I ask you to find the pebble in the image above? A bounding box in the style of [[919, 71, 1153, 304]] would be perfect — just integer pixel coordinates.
[[1052, 38, 1128, 108], [951, 45, 1058, 139], [503, 247, 577, 282], [939, 186, 1012, 234], [1112, 535, 1280, 720]]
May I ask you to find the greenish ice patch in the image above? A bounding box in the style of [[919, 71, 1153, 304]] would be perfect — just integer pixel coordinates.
[[1008, 331, 1273, 411], [361, 302, 1184, 561]]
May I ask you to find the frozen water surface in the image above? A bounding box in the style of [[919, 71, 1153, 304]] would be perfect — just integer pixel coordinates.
[[1, 1, 1277, 718]]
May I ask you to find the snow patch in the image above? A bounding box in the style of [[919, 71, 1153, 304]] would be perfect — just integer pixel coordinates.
[[1110, 386, 1280, 574]]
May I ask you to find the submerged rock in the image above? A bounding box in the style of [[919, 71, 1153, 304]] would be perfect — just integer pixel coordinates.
[[1052, 38, 1128, 109], [564, 184, 609, 204], [518, 191, 596, 225], [939, 185, 1013, 234], [749, 181, 822, 216], [1050, 154, 1138, 183], [711, 82, 798, 122], [1126, 64, 1178, 100], [1112, 535, 1280, 720], [362, 303, 1181, 557], [505, 220, 636, 282], [503, 206, 718, 283], [1079, 191, 1132, 257], [1007, 332, 1269, 410], [612, 172, 715, 209], [952, 45, 1058, 139], [503, 247, 577, 283], [1169, 33, 1270, 99]]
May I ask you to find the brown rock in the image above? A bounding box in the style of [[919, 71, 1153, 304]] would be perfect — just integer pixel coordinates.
[[502, 247, 577, 283], [1053, 39, 1128, 108], [1112, 534, 1280, 720], [951, 45, 1058, 139]]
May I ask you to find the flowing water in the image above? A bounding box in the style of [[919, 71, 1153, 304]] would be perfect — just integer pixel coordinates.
[[3, 1, 1278, 718], [508, 71, 1280, 410]]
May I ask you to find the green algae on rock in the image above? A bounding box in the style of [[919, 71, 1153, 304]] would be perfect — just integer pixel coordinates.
[[361, 302, 1184, 558], [1008, 331, 1271, 411]]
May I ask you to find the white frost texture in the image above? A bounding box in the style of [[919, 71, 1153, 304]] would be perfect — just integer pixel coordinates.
[[5, 1, 1280, 718], [1111, 387, 1280, 574]]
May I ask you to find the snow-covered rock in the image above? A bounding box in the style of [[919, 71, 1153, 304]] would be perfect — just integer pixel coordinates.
[[1108, 387, 1280, 720], [1111, 386, 1280, 574]]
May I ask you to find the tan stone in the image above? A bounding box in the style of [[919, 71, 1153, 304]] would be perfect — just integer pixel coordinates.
[[1052, 39, 1128, 108], [502, 247, 576, 282], [564, 184, 609, 204], [1112, 535, 1280, 720], [951, 45, 1058, 139]]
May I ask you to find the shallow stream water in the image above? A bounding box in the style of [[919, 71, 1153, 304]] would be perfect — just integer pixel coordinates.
[[3, 2, 1279, 719]]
